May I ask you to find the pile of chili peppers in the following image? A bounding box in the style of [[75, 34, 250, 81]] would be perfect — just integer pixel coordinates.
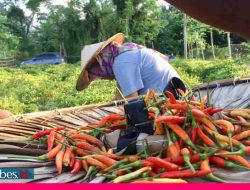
[[19, 89, 250, 183]]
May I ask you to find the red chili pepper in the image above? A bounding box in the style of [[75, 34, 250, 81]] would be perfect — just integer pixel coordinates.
[[165, 91, 177, 104], [190, 127, 197, 144], [148, 112, 155, 120], [242, 140, 250, 146], [161, 107, 166, 115], [99, 114, 125, 126], [32, 127, 65, 140], [71, 159, 83, 174], [196, 125, 215, 146], [109, 119, 127, 130], [210, 156, 248, 170], [146, 157, 179, 171], [164, 103, 206, 118], [160, 169, 214, 178], [156, 116, 185, 125], [179, 139, 184, 149], [165, 154, 201, 166], [153, 168, 166, 173], [204, 107, 213, 115], [148, 171, 157, 177], [208, 108, 223, 115]]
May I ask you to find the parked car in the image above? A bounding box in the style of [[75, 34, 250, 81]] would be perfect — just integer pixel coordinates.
[[20, 52, 65, 66]]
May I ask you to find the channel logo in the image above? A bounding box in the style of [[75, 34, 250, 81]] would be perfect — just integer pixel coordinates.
[[0, 168, 34, 180]]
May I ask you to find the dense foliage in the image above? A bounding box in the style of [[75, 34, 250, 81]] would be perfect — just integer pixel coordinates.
[[0, 0, 248, 61], [0, 59, 249, 115]]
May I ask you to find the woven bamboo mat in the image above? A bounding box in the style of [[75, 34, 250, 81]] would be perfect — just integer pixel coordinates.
[[0, 103, 124, 141], [0, 102, 125, 183], [0, 76, 249, 183]]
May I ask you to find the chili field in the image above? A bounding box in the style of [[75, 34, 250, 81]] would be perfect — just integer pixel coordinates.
[[0, 59, 249, 115]]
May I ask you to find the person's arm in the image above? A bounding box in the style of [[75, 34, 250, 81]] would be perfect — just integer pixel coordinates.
[[125, 91, 139, 99], [113, 85, 139, 100], [166, 0, 250, 39], [112, 52, 144, 98]]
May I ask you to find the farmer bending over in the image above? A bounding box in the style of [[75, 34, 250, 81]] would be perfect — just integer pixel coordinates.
[[76, 33, 186, 99]]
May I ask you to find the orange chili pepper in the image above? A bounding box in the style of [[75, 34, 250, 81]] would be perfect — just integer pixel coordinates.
[[63, 146, 73, 166], [233, 130, 250, 140], [90, 155, 116, 167], [200, 97, 207, 110], [195, 117, 217, 131], [200, 158, 225, 183], [216, 150, 250, 168], [147, 157, 179, 171], [55, 146, 65, 174], [86, 157, 108, 170], [47, 141, 63, 159], [82, 160, 89, 172], [204, 126, 241, 147], [71, 133, 103, 147], [214, 120, 234, 134], [47, 129, 56, 151], [75, 141, 101, 152], [166, 127, 180, 160], [165, 122, 197, 150], [181, 148, 195, 172]]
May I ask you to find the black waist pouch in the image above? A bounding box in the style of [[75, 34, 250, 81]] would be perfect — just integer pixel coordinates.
[[164, 77, 186, 99], [116, 99, 153, 154]]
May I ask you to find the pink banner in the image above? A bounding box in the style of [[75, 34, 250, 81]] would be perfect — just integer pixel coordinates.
[[0, 184, 250, 190]]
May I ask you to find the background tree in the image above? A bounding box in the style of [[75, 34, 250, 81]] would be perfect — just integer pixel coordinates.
[[0, 0, 247, 61], [0, 12, 19, 57], [154, 6, 183, 56]]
